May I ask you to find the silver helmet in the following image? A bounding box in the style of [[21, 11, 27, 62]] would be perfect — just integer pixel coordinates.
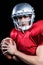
[[11, 3, 35, 31]]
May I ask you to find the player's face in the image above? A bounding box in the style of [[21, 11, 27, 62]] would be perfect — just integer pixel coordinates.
[[17, 16, 30, 26]]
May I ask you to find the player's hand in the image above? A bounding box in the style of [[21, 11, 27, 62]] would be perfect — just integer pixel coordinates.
[[1, 37, 10, 55], [1, 37, 17, 59], [7, 40, 17, 55]]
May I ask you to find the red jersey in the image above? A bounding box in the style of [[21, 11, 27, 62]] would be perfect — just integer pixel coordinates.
[[10, 20, 43, 55]]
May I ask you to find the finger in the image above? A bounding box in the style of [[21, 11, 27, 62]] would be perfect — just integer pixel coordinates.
[[14, 42, 15, 45], [10, 39, 12, 44], [1, 38, 10, 44], [14, 41, 16, 45], [5, 37, 12, 43], [4, 41, 9, 45], [1, 47, 8, 50], [1, 44, 8, 46], [5, 37, 11, 40], [2, 51, 8, 55], [1, 47, 8, 52], [1, 42, 9, 46], [1, 42, 9, 48], [1, 44, 8, 48], [1, 45, 8, 50], [10, 39, 14, 45]]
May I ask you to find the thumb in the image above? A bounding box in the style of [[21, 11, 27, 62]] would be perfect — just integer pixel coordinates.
[[10, 39, 13, 45], [10, 39, 16, 45], [14, 41, 16, 45]]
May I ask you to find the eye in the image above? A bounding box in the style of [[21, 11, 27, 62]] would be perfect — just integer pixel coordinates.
[[23, 15, 27, 18], [18, 15, 27, 19], [18, 16, 22, 19], [28, 14, 32, 17]]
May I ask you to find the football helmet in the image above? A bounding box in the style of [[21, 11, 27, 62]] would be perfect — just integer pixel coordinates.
[[11, 3, 35, 31]]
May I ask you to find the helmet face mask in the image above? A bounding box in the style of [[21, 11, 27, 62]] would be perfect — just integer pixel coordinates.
[[11, 3, 35, 31]]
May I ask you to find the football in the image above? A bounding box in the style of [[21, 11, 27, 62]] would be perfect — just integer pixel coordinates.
[[1, 37, 14, 59]]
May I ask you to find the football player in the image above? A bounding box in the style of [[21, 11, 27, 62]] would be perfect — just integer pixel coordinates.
[[1, 3, 43, 65]]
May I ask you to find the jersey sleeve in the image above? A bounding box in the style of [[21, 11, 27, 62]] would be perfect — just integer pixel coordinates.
[[31, 20, 43, 46], [38, 20, 43, 46], [10, 28, 18, 41]]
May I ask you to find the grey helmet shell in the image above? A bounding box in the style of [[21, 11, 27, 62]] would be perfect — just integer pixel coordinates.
[[11, 3, 35, 30]]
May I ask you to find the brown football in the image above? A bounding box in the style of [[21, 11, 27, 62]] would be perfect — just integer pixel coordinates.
[[1, 37, 14, 59], [4, 37, 14, 45]]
